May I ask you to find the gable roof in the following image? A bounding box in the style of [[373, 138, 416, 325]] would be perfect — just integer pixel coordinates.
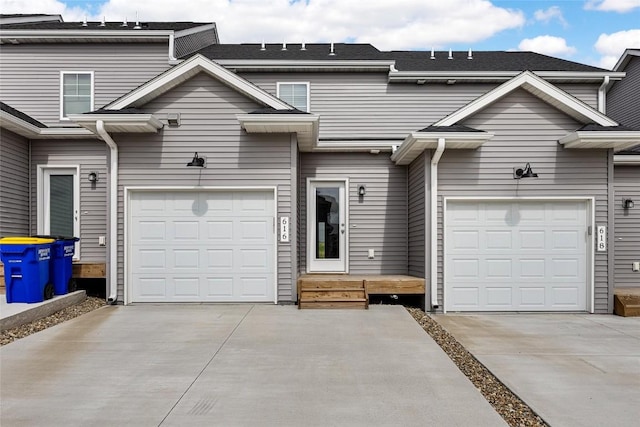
[[613, 48, 640, 72], [434, 71, 618, 127], [105, 54, 292, 110]]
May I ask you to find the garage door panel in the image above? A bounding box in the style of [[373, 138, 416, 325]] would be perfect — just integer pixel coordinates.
[[446, 200, 588, 312], [130, 190, 275, 303]]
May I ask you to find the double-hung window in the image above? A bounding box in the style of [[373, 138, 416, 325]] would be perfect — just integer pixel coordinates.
[[277, 82, 310, 112], [60, 71, 94, 119]]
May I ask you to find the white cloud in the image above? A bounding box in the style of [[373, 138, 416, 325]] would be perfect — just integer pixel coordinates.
[[534, 6, 568, 27], [585, 0, 640, 13], [594, 29, 640, 69], [518, 35, 577, 56], [0, 0, 526, 50]]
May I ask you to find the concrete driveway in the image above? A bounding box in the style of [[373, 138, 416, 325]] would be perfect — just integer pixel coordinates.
[[434, 314, 640, 427], [0, 305, 505, 427]]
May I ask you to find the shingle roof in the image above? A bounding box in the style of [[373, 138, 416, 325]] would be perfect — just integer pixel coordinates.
[[417, 124, 484, 133], [191, 43, 608, 72], [618, 145, 640, 154], [0, 102, 47, 127], [249, 107, 309, 114], [85, 107, 148, 114], [193, 43, 384, 60], [0, 21, 211, 31]]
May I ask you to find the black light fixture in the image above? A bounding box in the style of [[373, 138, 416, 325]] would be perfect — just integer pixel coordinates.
[[513, 163, 538, 179], [358, 185, 366, 197], [88, 171, 98, 182], [623, 198, 634, 209], [186, 152, 205, 167]]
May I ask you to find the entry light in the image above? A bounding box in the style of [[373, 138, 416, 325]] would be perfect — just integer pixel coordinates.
[[88, 172, 98, 182], [623, 199, 634, 209], [513, 163, 538, 179], [187, 152, 205, 168], [358, 185, 366, 197]]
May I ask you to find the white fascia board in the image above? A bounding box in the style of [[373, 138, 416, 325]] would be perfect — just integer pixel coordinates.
[[559, 131, 640, 151], [106, 54, 291, 110], [614, 155, 640, 165], [0, 111, 42, 138], [314, 140, 396, 152], [391, 131, 493, 165], [37, 128, 97, 139], [0, 29, 173, 40], [387, 70, 625, 83], [215, 59, 395, 71], [237, 113, 319, 149], [434, 71, 617, 127], [613, 49, 640, 72], [68, 114, 163, 133]]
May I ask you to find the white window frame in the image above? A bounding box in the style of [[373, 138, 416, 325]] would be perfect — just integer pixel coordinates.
[[37, 165, 81, 260], [277, 82, 310, 112], [60, 71, 94, 120]]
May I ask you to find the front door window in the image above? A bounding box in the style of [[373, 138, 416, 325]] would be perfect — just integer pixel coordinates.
[[308, 180, 347, 272]]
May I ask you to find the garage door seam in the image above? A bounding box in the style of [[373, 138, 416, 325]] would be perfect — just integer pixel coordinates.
[[157, 304, 255, 426]]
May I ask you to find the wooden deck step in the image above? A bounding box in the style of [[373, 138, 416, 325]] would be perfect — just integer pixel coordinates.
[[614, 288, 640, 317], [298, 276, 369, 309]]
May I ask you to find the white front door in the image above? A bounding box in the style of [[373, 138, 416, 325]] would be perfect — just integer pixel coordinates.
[[445, 200, 589, 312], [308, 180, 347, 272], [38, 167, 80, 259]]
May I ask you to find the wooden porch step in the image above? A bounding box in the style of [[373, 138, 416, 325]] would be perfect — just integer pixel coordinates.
[[299, 300, 368, 309], [614, 288, 640, 317], [298, 275, 369, 309]]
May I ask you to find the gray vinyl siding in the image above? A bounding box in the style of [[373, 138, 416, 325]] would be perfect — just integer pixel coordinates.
[[0, 43, 171, 125], [115, 72, 295, 302], [556, 83, 599, 110], [175, 29, 218, 58], [29, 139, 108, 262], [408, 152, 426, 277], [299, 152, 408, 274], [438, 88, 610, 312], [0, 130, 30, 236], [608, 56, 640, 128], [240, 73, 601, 139], [614, 165, 640, 287]]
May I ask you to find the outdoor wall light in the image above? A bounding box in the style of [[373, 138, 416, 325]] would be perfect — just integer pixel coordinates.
[[623, 199, 634, 209], [513, 163, 538, 179], [358, 185, 366, 196], [88, 172, 98, 182], [186, 152, 205, 168], [167, 113, 180, 126]]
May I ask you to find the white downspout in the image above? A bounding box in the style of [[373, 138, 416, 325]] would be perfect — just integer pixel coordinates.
[[598, 75, 610, 114], [96, 120, 119, 304], [430, 138, 445, 309]]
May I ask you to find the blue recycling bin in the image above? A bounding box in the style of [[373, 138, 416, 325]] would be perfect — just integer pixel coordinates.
[[0, 237, 55, 303], [34, 236, 79, 295], [51, 237, 79, 295]]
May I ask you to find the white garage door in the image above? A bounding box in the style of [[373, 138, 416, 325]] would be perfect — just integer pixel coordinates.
[[445, 200, 588, 312], [129, 190, 275, 303]]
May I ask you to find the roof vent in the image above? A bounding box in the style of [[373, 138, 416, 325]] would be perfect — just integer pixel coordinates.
[[448, 49, 453, 60], [133, 12, 141, 30], [99, 17, 106, 27], [121, 17, 128, 27], [329, 42, 336, 56], [301, 42, 306, 51], [430, 48, 435, 60], [467, 48, 473, 60], [81, 17, 88, 27], [260, 41, 266, 51], [281, 42, 287, 51]]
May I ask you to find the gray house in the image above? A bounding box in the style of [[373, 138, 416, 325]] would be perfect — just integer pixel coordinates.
[[607, 48, 640, 291], [1, 16, 639, 313]]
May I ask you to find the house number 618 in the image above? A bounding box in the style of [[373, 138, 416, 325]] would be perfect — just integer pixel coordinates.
[[596, 225, 606, 252]]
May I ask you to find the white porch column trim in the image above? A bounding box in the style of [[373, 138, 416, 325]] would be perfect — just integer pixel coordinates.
[[430, 138, 445, 308]]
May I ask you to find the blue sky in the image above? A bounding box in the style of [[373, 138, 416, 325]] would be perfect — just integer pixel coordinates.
[[2, 0, 639, 69]]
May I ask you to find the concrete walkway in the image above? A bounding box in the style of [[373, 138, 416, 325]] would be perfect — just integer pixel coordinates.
[[434, 314, 640, 427], [0, 305, 505, 426]]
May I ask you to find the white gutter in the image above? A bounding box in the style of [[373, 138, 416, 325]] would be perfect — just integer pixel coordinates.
[[96, 120, 119, 304], [614, 155, 640, 165], [598, 76, 610, 113], [430, 138, 445, 309]]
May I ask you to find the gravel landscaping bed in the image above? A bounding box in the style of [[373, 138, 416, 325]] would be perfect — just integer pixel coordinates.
[[0, 296, 106, 346], [407, 307, 548, 427]]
